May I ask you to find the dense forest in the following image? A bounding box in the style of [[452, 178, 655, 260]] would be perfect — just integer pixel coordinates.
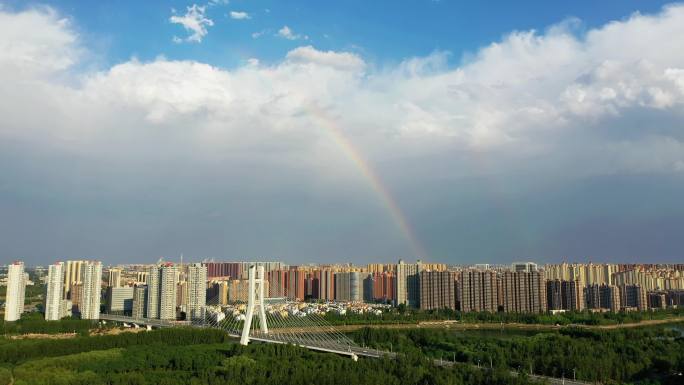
[[1, 309, 682, 384], [324, 307, 684, 326], [351, 323, 684, 385], [0, 328, 538, 385]]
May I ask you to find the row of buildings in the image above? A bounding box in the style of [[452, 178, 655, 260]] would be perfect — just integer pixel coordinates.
[[101, 261, 684, 318], [44, 261, 102, 320], [200, 261, 684, 314], [544, 263, 684, 290], [3, 260, 683, 323], [105, 263, 208, 321]]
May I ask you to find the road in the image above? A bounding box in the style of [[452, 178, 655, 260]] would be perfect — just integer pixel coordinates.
[[319, 316, 684, 333]]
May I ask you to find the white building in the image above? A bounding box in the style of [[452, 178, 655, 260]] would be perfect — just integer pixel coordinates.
[[159, 264, 178, 320], [79, 261, 102, 319], [187, 263, 207, 321], [4, 261, 26, 321], [45, 262, 66, 321], [395, 259, 423, 307], [108, 268, 122, 287], [146, 266, 160, 319]]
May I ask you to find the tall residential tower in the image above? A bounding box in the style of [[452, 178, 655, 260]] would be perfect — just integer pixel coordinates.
[[4, 262, 26, 321]]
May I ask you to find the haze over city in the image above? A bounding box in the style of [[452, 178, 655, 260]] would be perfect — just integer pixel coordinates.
[[2, 0, 684, 265]]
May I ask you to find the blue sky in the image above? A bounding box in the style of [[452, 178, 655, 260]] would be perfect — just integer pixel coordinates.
[[1, 1, 684, 265], [4, 0, 675, 68]]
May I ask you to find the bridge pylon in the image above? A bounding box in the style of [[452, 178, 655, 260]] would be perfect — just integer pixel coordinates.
[[240, 264, 268, 345]]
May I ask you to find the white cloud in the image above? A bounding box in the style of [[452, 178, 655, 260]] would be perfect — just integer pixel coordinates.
[[277, 25, 307, 40], [169, 4, 214, 43], [3, 5, 684, 183], [251, 29, 268, 39], [286, 46, 365, 71], [229, 11, 250, 20], [0, 6, 79, 76]]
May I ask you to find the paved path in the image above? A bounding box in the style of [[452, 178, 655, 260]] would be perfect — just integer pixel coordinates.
[[320, 316, 684, 332]]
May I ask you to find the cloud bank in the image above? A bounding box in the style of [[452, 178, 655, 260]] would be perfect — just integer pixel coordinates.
[[2, 5, 684, 263]]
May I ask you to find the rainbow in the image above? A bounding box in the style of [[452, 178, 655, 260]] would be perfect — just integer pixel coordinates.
[[306, 104, 426, 258]]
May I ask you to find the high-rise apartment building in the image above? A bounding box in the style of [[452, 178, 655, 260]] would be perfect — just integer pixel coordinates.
[[334, 272, 364, 302], [136, 271, 149, 284], [79, 261, 102, 319], [207, 280, 230, 305], [287, 269, 306, 301], [228, 279, 249, 302], [368, 272, 395, 302], [225, 279, 269, 303], [4, 262, 26, 321], [63, 260, 85, 300], [585, 284, 601, 309], [318, 269, 335, 301], [544, 263, 618, 287], [421, 263, 447, 272], [585, 284, 620, 312], [159, 264, 178, 320], [146, 266, 160, 319], [458, 270, 499, 312], [501, 271, 546, 313], [204, 261, 284, 279], [367, 264, 382, 274], [562, 280, 584, 311], [546, 279, 583, 311], [395, 260, 423, 307], [108, 268, 122, 287], [648, 292, 667, 309], [613, 268, 684, 291], [45, 262, 65, 321], [176, 281, 188, 308], [267, 269, 287, 298], [70, 283, 83, 315], [132, 285, 147, 319], [419, 271, 457, 310], [620, 284, 647, 311], [600, 284, 620, 312], [187, 263, 207, 321], [546, 279, 563, 310], [217, 280, 229, 305]]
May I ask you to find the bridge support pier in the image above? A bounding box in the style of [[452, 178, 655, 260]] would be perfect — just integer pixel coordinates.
[[240, 265, 268, 345]]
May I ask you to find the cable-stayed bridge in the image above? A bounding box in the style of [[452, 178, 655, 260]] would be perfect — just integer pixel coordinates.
[[100, 265, 384, 360], [100, 266, 591, 385]]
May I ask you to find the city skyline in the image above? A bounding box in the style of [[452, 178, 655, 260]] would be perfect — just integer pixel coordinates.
[[8, 255, 684, 267], [3, 1, 684, 265]]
